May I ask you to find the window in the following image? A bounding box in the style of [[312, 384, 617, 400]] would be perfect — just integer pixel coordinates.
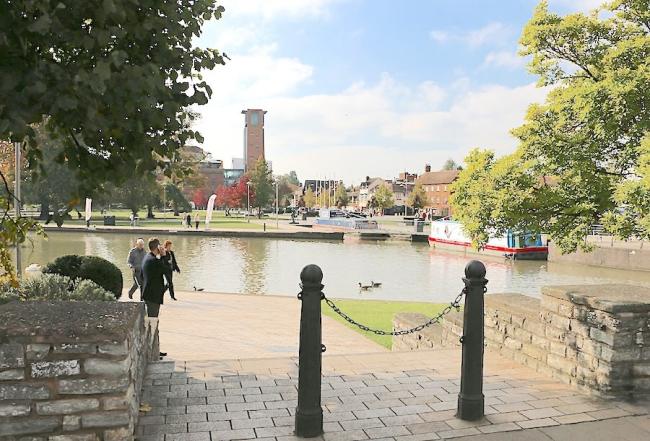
[[250, 112, 260, 126], [436, 185, 440, 191], [444, 185, 448, 191]]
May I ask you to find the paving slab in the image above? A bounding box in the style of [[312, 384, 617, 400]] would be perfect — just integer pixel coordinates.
[[122, 291, 386, 360], [137, 350, 650, 440]]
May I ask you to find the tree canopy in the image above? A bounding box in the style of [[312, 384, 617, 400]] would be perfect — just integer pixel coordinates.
[[303, 187, 316, 208], [249, 158, 273, 216], [373, 183, 395, 211], [0, 1, 223, 280], [335, 184, 349, 208], [451, 0, 650, 253], [407, 183, 429, 210]]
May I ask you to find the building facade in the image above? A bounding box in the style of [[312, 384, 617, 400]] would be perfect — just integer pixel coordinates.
[[415, 168, 460, 217], [241, 109, 267, 172]]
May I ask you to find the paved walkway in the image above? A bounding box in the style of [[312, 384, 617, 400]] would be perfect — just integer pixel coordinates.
[[123, 291, 386, 361], [136, 349, 650, 441]]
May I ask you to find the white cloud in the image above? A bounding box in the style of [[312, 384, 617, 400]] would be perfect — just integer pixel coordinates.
[[482, 50, 526, 69], [429, 22, 512, 48], [196, 47, 548, 184], [429, 30, 450, 43]]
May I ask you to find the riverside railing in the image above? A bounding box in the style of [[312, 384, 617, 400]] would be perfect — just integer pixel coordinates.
[[294, 260, 488, 437]]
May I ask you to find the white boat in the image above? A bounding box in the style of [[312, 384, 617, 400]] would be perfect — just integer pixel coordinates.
[[429, 220, 548, 260]]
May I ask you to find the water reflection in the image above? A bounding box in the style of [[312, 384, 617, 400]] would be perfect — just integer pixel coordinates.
[[17, 231, 650, 302]]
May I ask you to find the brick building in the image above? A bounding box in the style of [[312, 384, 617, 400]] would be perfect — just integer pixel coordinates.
[[415, 166, 460, 217], [241, 109, 267, 172]]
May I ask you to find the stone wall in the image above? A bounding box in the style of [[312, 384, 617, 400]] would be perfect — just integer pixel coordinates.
[[393, 284, 650, 398], [0, 301, 159, 440], [549, 240, 650, 272]]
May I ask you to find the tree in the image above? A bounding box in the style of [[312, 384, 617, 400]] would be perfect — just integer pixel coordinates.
[[373, 183, 395, 213], [303, 188, 316, 208], [249, 158, 273, 217], [442, 159, 463, 171], [0, 1, 225, 280], [192, 189, 208, 210], [22, 132, 79, 222], [407, 183, 429, 210], [335, 184, 349, 208], [287, 171, 300, 186], [164, 183, 191, 216], [113, 175, 160, 217], [451, 0, 650, 253]]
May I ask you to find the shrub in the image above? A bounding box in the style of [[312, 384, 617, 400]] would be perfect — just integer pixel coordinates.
[[0, 274, 115, 304], [43, 255, 83, 277], [43, 255, 123, 299]]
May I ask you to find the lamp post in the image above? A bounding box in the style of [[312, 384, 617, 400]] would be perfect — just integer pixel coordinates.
[[246, 181, 252, 223], [14, 142, 21, 279], [274, 180, 279, 229]]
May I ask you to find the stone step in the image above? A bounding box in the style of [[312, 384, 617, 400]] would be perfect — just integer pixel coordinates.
[[146, 360, 175, 375]]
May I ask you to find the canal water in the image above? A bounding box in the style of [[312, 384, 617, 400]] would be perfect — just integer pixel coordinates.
[[18, 231, 650, 303]]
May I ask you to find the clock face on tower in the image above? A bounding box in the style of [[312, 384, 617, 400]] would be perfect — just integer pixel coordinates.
[[250, 112, 260, 126]]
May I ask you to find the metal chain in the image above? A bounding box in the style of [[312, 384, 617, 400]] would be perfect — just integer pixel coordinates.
[[322, 288, 466, 336]]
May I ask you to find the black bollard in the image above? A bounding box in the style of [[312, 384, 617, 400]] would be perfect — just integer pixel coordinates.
[[457, 260, 487, 421], [295, 265, 324, 438]]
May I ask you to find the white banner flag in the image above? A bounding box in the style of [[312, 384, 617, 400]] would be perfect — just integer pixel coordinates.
[[205, 194, 217, 226], [85, 198, 92, 221]]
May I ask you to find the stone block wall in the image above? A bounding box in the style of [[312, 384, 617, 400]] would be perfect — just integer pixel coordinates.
[[393, 284, 650, 397], [0, 302, 159, 440]]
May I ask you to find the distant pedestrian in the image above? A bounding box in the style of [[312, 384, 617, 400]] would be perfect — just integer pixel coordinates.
[[127, 238, 146, 300], [129, 212, 135, 227], [185, 213, 191, 228], [194, 212, 200, 229], [161, 240, 180, 301], [141, 237, 169, 358]]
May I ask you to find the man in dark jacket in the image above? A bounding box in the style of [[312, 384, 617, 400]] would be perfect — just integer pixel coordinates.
[[142, 237, 167, 318]]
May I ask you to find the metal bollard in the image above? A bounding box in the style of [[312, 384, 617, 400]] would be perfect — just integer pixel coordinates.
[[457, 260, 487, 421], [295, 265, 324, 438]]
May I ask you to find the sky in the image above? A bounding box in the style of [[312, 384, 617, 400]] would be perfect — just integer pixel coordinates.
[[194, 0, 603, 185]]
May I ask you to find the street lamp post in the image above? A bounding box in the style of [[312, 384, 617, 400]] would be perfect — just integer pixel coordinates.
[[246, 181, 252, 223], [275, 180, 279, 229], [14, 142, 21, 279]]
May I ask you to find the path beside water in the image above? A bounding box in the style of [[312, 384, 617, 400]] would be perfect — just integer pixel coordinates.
[[122, 290, 386, 361]]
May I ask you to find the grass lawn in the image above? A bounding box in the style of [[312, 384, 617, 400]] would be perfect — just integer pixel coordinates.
[[322, 299, 446, 349]]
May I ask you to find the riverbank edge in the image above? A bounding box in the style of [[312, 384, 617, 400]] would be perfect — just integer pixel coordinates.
[[42, 225, 431, 242]]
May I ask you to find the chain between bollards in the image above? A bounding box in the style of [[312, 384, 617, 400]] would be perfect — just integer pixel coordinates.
[[457, 260, 488, 421]]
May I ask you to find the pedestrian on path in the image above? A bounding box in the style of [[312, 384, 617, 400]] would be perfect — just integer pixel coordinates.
[[194, 212, 200, 230], [126, 238, 146, 300], [185, 213, 191, 228], [161, 240, 180, 301], [142, 237, 168, 358]]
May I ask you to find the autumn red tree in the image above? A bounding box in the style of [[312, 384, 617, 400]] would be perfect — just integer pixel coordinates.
[[192, 188, 208, 209]]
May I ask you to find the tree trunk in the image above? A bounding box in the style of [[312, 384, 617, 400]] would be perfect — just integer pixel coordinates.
[[147, 205, 154, 219], [173, 202, 179, 216], [39, 201, 50, 220]]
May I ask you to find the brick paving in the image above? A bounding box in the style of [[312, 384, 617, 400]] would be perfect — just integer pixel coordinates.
[[136, 349, 650, 440]]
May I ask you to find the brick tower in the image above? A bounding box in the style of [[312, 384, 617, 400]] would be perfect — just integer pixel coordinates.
[[241, 109, 267, 172]]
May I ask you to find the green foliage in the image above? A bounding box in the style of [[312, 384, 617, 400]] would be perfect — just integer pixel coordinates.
[[451, 0, 650, 253], [1, 1, 225, 193], [0, 274, 115, 304], [373, 183, 395, 210], [286, 171, 300, 186], [249, 158, 273, 215], [303, 187, 316, 208], [164, 183, 191, 215], [43, 255, 122, 298], [442, 159, 462, 171], [335, 184, 349, 208], [407, 183, 429, 210]]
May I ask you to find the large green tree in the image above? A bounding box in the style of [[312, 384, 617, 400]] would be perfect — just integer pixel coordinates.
[[407, 183, 429, 210], [373, 183, 395, 213], [249, 158, 273, 217], [335, 184, 349, 208], [0, 0, 224, 280], [451, 0, 650, 253]]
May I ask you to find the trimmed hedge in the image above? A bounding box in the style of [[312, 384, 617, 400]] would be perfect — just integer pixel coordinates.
[[0, 274, 115, 304], [43, 255, 123, 299]]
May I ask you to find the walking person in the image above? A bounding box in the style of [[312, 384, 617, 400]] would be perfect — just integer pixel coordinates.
[[194, 212, 200, 230], [185, 213, 191, 228], [126, 238, 146, 300], [161, 240, 180, 301], [141, 237, 168, 357]]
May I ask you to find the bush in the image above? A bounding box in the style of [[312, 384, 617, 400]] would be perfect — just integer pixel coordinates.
[[0, 274, 115, 304], [44, 255, 123, 299]]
